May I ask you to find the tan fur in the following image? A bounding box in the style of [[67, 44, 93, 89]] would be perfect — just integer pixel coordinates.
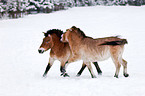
[[62, 26, 129, 78]]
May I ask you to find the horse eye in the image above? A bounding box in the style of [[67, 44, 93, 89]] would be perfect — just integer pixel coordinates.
[[46, 41, 49, 43]]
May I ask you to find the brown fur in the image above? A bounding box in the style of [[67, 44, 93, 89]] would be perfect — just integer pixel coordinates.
[[62, 26, 129, 78]]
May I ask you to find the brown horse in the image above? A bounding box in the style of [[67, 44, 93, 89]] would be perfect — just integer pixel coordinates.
[[61, 26, 129, 78], [38, 29, 102, 77]]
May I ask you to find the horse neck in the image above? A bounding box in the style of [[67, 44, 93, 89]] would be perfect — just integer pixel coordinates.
[[51, 34, 63, 51], [69, 32, 83, 43], [68, 32, 83, 50]]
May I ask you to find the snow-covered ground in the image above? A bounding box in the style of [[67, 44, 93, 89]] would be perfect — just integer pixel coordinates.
[[0, 6, 145, 96]]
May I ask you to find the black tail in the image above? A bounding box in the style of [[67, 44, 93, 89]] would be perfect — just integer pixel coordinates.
[[100, 39, 128, 46]]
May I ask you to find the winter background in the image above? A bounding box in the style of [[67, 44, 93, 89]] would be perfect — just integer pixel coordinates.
[[1, 0, 145, 96]]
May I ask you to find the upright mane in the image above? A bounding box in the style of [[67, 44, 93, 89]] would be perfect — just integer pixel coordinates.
[[71, 26, 94, 39], [72, 26, 87, 38], [44, 29, 63, 39]]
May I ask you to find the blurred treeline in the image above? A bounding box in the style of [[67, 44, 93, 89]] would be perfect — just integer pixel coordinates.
[[0, 0, 145, 19]]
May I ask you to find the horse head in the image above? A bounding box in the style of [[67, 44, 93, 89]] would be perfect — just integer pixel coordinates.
[[38, 29, 64, 54], [38, 33, 53, 54]]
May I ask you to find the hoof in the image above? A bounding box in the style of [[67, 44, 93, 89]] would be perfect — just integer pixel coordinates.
[[124, 73, 129, 77], [98, 72, 102, 75], [114, 74, 118, 78], [61, 73, 70, 77], [92, 75, 97, 78], [76, 74, 81, 77], [64, 73, 70, 77], [43, 73, 47, 77], [60, 73, 63, 76]]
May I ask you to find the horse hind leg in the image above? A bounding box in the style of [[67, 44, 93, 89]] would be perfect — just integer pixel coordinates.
[[111, 56, 121, 78], [93, 62, 102, 75], [122, 59, 129, 77], [114, 62, 121, 78], [111, 46, 126, 78], [77, 62, 102, 77], [86, 62, 96, 78], [77, 63, 87, 77]]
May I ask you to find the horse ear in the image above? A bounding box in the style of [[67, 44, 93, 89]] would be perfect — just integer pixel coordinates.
[[70, 28, 72, 31], [48, 34, 51, 37], [42, 32, 47, 37]]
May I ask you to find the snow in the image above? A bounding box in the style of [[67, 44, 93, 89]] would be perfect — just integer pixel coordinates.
[[0, 6, 145, 96]]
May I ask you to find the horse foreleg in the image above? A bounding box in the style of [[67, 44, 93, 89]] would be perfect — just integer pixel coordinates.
[[77, 63, 87, 76], [60, 62, 70, 77], [93, 62, 102, 75], [43, 58, 55, 77]]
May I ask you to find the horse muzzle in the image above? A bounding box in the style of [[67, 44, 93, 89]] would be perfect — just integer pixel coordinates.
[[38, 48, 45, 54]]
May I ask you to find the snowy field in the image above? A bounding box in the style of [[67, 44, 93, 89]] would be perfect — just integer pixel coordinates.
[[0, 6, 145, 96]]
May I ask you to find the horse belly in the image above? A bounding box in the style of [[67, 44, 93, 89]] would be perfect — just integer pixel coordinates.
[[84, 49, 110, 62], [96, 51, 110, 61]]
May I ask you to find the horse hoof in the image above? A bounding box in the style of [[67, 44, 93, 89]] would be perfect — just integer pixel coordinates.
[[124, 73, 129, 77], [98, 72, 102, 75], [61, 73, 70, 77], [63, 73, 70, 77], [43, 73, 47, 77], [114, 74, 118, 78], [76, 74, 81, 77], [92, 75, 97, 78], [60, 73, 63, 76]]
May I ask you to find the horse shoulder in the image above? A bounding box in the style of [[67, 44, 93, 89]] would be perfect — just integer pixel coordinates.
[[57, 43, 71, 58], [50, 49, 55, 58]]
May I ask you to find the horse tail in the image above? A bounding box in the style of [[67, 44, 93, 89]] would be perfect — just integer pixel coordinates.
[[99, 39, 128, 46]]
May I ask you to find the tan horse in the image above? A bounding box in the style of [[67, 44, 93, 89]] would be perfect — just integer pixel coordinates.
[[61, 26, 129, 78], [38, 29, 102, 77]]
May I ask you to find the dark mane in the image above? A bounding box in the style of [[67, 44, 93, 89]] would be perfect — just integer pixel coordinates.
[[44, 29, 63, 39]]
